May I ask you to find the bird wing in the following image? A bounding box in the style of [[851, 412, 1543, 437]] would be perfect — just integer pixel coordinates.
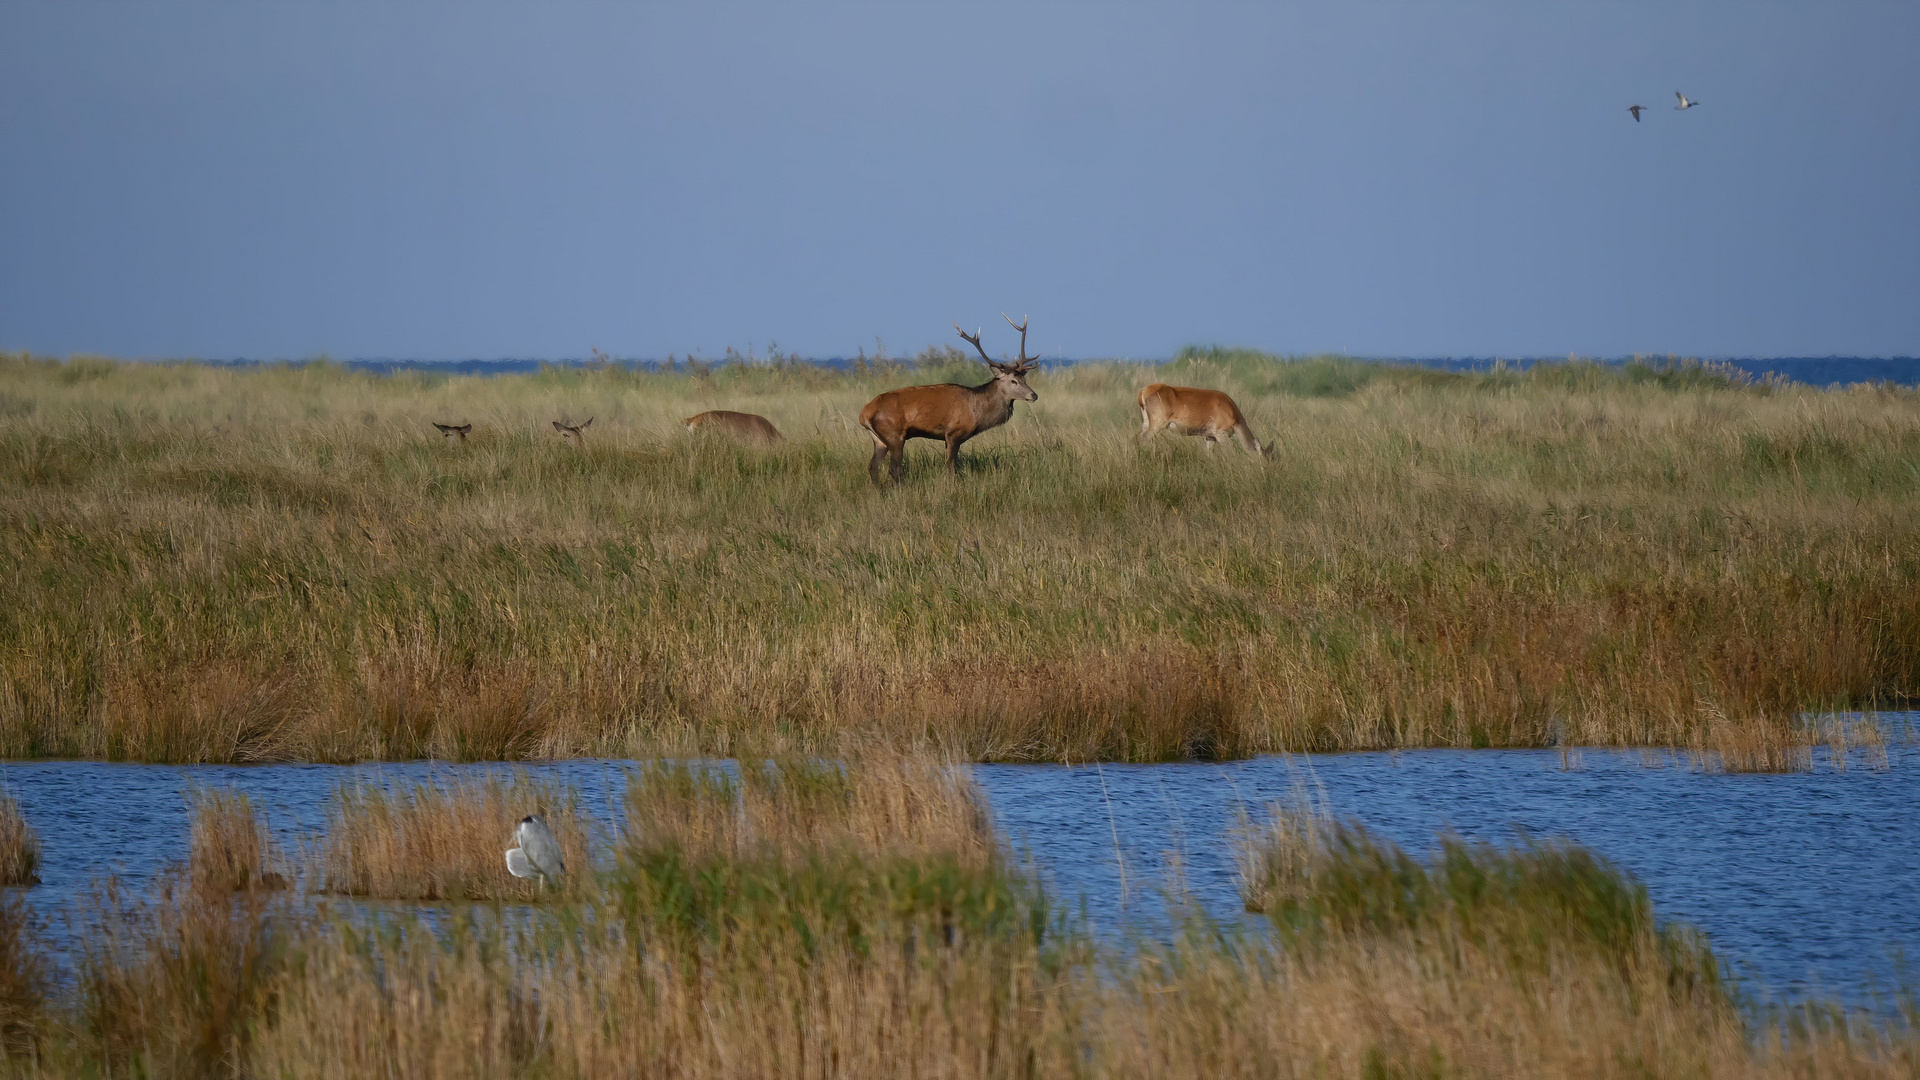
[[505, 847, 536, 879], [521, 819, 567, 877]]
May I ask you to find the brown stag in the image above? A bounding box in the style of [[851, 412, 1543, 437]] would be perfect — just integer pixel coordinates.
[[1137, 384, 1273, 457], [858, 314, 1040, 484], [682, 410, 782, 443], [432, 422, 472, 444], [552, 417, 592, 448]]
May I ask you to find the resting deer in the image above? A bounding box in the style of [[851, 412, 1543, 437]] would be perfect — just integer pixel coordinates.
[[432, 422, 472, 444], [1137, 384, 1273, 458], [552, 417, 592, 448], [683, 410, 782, 443], [858, 315, 1040, 485]]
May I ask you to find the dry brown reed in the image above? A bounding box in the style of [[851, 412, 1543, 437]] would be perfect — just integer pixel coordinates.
[[623, 752, 998, 868], [1084, 926, 1920, 1080], [4, 749, 1916, 1078], [0, 795, 39, 888], [0, 891, 49, 1065], [1, 351, 1916, 767], [187, 787, 287, 893], [70, 877, 303, 1078], [310, 771, 589, 900]]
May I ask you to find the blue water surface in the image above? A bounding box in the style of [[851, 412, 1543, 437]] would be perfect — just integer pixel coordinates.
[[2, 726, 1914, 1007]]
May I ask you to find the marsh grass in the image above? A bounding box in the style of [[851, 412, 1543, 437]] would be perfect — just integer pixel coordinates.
[[0, 795, 39, 888], [2, 351, 1918, 765], [187, 787, 288, 894], [0, 892, 48, 1064], [310, 771, 589, 900], [623, 752, 998, 867], [1234, 799, 1718, 984], [70, 877, 304, 1078], [4, 751, 1917, 1078]]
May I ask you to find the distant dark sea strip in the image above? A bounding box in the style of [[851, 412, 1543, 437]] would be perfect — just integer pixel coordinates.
[[196, 356, 1920, 388]]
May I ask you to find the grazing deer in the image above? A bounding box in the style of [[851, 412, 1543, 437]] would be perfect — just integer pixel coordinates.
[[858, 315, 1041, 484], [432, 422, 472, 444], [1137, 384, 1273, 458], [553, 417, 592, 447], [683, 410, 782, 443]]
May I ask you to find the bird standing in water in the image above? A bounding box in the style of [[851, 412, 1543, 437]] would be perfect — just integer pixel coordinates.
[[506, 814, 566, 888]]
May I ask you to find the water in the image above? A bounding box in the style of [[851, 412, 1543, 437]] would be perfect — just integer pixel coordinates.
[[978, 733, 1920, 1007], [3, 731, 1915, 1006], [197, 355, 1920, 388]]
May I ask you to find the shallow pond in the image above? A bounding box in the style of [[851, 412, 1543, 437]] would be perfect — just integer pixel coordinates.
[[2, 722, 1914, 1007]]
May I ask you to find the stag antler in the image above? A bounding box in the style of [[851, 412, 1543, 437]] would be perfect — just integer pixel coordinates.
[[1001, 313, 1039, 371], [955, 323, 998, 367]]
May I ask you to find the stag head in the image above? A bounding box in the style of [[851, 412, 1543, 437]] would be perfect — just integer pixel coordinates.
[[954, 313, 1040, 403], [553, 417, 593, 447], [432, 422, 473, 444]]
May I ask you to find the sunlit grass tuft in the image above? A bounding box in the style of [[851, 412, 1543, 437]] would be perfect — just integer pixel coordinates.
[[310, 771, 590, 900], [186, 787, 287, 893], [0, 794, 39, 887]]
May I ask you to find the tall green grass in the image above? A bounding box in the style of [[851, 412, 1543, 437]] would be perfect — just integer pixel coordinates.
[[2, 350, 1917, 764]]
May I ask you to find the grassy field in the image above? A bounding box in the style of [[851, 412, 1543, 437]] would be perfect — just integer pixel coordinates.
[[1, 350, 1917, 764], [0, 754, 1911, 1078]]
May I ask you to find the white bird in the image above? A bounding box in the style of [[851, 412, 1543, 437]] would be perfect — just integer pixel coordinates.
[[1674, 92, 1697, 110], [505, 814, 566, 886]]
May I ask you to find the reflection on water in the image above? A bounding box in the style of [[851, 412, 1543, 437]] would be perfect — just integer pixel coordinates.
[[1, 721, 1913, 1006]]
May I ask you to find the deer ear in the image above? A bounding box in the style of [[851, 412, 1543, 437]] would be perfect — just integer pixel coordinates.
[[581, 418, 593, 429], [552, 421, 566, 432], [458, 425, 472, 434]]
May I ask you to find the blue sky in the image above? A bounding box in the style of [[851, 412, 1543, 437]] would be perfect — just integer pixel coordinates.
[[2, 2, 1915, 360]]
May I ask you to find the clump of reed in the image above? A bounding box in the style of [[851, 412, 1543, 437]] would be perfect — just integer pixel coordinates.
[[4, 748, 1919, 1078], [0, 891, 49, 1064], [310, 771, 590, 900], [261, 750, 1060, 1079], [1234, 799, 1719, 988], [70, 877, 304, 1078], [1086, 801, 1902, 1079], [2, 350, 1917, 767], [186, 787, 288, 893], [623, 751, 998, 867], [0, 793, 39, 887]]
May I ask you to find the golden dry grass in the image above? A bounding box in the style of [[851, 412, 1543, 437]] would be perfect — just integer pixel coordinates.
[[0, 797, 38, 889], [2, 351, 1917, 766], [623, 751, 998, 867], [67, 878, 300, 1078], [3, 750, 1915, 1078], [0, 892, 48, 1066], [186, 788, 287, 894], [309, 771, 590, 900]]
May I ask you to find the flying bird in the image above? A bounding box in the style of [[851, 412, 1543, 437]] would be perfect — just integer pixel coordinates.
[[1628, 105, 1646, 122], [505, 814, 566, 886], [1674, 92, 1697, 110]]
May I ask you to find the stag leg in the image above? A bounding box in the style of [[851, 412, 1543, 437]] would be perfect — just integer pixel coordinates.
[[868, 434, 893, 486], [888, 439, 907, 482], [944, 433, 965, 474]]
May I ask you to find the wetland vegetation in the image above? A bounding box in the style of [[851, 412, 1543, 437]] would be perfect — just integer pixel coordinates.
[[0, 752, 1911, 1078], [1, 350, 1916, 765]]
